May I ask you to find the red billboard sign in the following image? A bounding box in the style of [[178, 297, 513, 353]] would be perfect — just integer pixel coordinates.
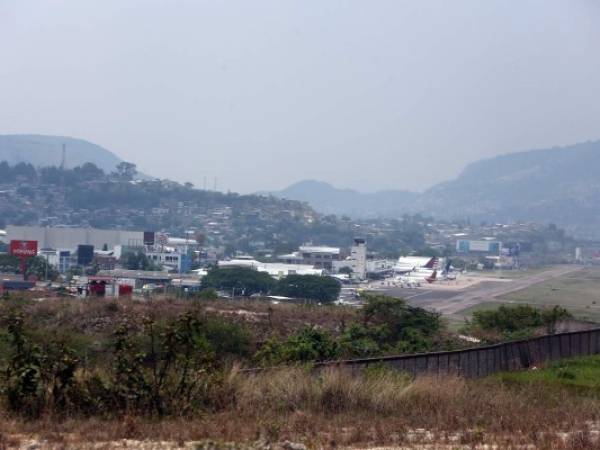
[[9, 240, 38, 258]]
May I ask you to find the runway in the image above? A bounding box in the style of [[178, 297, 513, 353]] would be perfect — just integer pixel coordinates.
[[379, 265, 582, 315]]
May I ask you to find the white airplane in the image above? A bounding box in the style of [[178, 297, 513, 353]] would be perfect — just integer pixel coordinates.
[[394, 256, 438, 274], [395, 270, 439, 287]]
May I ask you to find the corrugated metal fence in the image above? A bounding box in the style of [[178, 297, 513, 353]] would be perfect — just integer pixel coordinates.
[[312, 328, 600, 377]]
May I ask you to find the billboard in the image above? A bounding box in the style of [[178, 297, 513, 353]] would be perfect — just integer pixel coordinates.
[[156, 233, 169, 246], [143, 231, 155, 246], [456, 239, 501, 254], [9, 240, 38, 257], [77, 244, 95, 266]]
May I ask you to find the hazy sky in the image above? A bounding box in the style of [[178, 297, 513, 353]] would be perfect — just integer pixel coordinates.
[[1, 1, 599, 193]]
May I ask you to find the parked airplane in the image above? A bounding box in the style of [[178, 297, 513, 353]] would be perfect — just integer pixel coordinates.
[[395, 270, 438, 287], [394, 256, 438, 274]]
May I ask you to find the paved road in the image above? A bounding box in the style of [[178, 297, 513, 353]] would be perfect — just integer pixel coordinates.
[[381, 265, 582, 315]]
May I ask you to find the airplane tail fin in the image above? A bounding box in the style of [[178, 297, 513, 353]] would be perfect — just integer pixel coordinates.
[[424, 257, 438, 269], [426, 270, 437, 283]]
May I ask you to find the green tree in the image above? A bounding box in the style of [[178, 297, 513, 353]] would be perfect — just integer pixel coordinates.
[[0, 254, 19, 273], [113, 162, 137, 181], [274, 274, 341, 303], [338, 266, 353, 275], [123, 251, 161, 271], [256, 327, 339, 365], [361, 294, 442, 352], [26, 256, 59, 281], [200, 267, 276, 296]]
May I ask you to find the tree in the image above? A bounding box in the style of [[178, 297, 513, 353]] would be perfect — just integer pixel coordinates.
[[338, 266, 353, 275], [123, 251, 161, 271], [71, 162, 105, 182], [26, 256, 59, 281], [274, 274, 341, 303], [200, 267, 276, 296], [361, 294, 442, 352], [0, 254, 19, 273], [113, 162, 137, 181]]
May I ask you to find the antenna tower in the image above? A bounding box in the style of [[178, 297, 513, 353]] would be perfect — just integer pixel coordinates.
[[60, 143, 67, 170]]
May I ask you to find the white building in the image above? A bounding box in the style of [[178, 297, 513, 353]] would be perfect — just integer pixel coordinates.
[[218, 259, 324, 279], [146, 250, 191, 273]]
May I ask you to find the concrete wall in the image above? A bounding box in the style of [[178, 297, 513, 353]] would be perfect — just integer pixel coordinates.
[[313, 328, 600, 378]]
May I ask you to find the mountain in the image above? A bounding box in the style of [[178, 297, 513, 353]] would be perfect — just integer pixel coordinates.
[[0, 135, 124, 173], [420, 140, 600, 232], [274, 140, 600, 237], [271, 180, 418, 217]]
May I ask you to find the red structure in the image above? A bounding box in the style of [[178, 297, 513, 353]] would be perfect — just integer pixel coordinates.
[[9, 240, 38, 281], [87, 276, 133, 298]]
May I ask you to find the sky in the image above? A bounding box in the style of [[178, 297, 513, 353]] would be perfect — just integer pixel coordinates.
[[1, 1, 600, 193]]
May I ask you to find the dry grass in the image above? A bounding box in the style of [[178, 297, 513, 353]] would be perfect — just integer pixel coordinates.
[[0, 295, 358, 341], [1, 295, 599, 448], [1, 367, 595, 448]]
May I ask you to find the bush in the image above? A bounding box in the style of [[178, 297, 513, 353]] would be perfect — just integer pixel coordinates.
[[361, 294, 442, 352], [255, 327, 340, 365], [468, 305, 572, 338]]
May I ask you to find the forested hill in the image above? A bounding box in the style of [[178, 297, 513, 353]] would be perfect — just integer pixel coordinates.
[[0, 135, 124, 173], [419, 140, 600, 236], [273, 140, 600, 237], [0, 161, 428, 257], [269, 180, 418, 217]]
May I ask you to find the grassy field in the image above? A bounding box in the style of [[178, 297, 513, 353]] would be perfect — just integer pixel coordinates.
[[466, 266, 551, 280], [454, 267, 600, 324], [497, 354, 600, 393]]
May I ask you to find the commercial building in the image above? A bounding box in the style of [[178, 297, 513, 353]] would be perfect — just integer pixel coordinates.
[[7, 225, 145, 250], [218, 259, 324, 278], [146, 250, 192, 273]]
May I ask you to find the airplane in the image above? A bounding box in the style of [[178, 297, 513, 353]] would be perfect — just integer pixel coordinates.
[[394, 256, 438, 274], [395, 270, 438, 287]]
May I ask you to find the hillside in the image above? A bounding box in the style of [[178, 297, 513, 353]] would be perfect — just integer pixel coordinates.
[[270, 179, 418, 217], [420, 140, 600, 235], [274, 140, 600, 237], [0, 134, 124, 173]]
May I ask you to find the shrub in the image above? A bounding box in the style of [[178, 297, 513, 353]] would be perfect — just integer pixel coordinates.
[[255, 327, 340, 365], [467, 305, 572, 339]]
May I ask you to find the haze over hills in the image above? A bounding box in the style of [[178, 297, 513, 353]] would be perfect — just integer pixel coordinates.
[[4, 134, 600, 236], [272, 140, 600, 237], [420, 140, 600, 233], [0, 135, 124, 173], [271, 180, 418, 217]]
